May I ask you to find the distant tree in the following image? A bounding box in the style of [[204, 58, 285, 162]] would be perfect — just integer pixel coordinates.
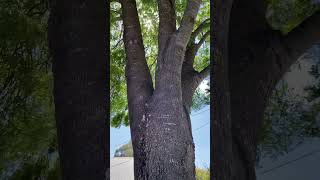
[[114, 141, 133, 157], [195, 167, 210, 180]]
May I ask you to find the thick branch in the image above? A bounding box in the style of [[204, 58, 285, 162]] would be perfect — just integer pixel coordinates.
[[120, 2, 154, 177], [181, 70, 202, 113], [182, 47, 197, 70], [254, 12, 320, 90], [120, 0, 153, 119], [191, 18, 210, 41], [281, 12, 320, 64], [198, 65, 210, 80], [154, 0, 201, 93], [157, 0, 176, 54], [194, 30, 210, 51], [176, 0, 202, 47], [182, 30, 209, 74]]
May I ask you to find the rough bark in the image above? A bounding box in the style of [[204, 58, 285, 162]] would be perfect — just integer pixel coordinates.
[[213, 0, 320, 179], [157, 0, 176, 55], [48, 0, 108, 179], [120, 0, 154, 178], [212, 0, 234, 179], [121, 0, 203, 179]]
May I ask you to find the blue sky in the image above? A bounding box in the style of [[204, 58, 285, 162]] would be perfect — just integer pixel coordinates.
[[110, 105, 210, 169]]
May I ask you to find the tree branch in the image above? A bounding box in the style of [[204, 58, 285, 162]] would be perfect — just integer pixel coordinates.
[[120, 0, 154, 104], [182, 30, 210, 71], [198, 65, 210, 80], [182, 47, 197, 70], [157, 0, 176, 54], [281, 12, 320, 65], [194, 30, 210, 51], [176, 0, 202, 47], [112, 28, 123, 49], [191, 18, 210, 41]]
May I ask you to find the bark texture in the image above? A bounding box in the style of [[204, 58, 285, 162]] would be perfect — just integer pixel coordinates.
[[48, 0, 108, 179], [120, 0, 208, 179], [213, 0, 320, 179], [212, 0, 234, 179]]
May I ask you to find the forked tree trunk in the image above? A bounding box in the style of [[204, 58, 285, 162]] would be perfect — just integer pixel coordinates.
[[126, 29, 198, 180], [213, 0, 320, 179], [48, 0, 108, 179], [120, 0, 206, 179]]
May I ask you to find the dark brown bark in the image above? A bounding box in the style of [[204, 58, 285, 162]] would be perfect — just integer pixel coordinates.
[[212, 0, 234, 179], [48, 0, 108, 180], [213, 0, 320, 179], [121, 0, 203, 179]]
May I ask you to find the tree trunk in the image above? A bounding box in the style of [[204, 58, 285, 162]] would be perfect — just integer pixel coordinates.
[[120, 0, 203, 179], [127, 36, 198, 179], [129, 99, 195, 180], [48, 1, 108, 179], [212, 0, 234, 179], [214, 0, 320, 179], [142, 97, 195, 180]]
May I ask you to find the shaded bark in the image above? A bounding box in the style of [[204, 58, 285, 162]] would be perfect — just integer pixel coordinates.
[[213, 0, 320, 179], [212, 0, 234, 179], [48, 0, 108, 179]]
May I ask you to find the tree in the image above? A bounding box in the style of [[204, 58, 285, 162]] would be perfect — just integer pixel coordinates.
[[258, 80, 320, 163], [48, 1, 108, 179], [112, 0, 210, 179], [213, 0, 320, 179], [195, 167, 210, 180], [114, 141, 133, 157], [0, 0, 59, 179]]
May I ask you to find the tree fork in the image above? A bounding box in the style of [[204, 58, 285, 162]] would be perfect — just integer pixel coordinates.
[[121, 0, 204, 179], [212, 0, 320, 179]]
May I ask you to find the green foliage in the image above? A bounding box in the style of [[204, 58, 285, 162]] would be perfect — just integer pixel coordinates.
[[6, 152, 60, 180], [110, 0, 210, 127], [266, 0, 320, 34], [257, 44, 320, 162], [192, 80, 210, 111], [305, 46, 320, 101], [8, 154, 60, 180], [195, 167, 210, 180], [114, 141, 133, 157], [258, 60, 320, 163], [0, 0, 57, 178], [258, 83, 309, 160]]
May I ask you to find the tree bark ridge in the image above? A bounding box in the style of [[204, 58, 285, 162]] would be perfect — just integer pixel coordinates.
[[48, 0, 108, 179]]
